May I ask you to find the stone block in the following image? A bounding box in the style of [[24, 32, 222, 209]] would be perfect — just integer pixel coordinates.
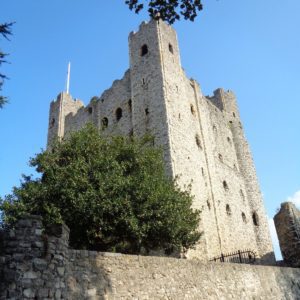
[[85, 288, 97, 297], [35, 229, 43, 236], [23, 288, 35, 298], [57, 267, 65, 276], [54, 289, 62, 299], [33, 258, 48, 271], [38, 288, 49, 298], [23, 271, 39, 279], [21, 278, 33, 288]]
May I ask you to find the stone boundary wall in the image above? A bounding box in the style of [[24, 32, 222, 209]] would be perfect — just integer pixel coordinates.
[[1, 216, 300, 299]]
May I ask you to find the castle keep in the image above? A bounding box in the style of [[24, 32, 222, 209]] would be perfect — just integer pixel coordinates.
[[47, 20, 274, 263]]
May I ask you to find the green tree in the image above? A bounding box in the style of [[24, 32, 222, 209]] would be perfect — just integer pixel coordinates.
[[0, 22, 13, 109], [0, 124, 201, 255], [125, 0, 203, 24]]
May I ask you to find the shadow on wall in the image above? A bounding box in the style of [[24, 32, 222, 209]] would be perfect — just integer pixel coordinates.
[[274, 267, 300, 298], [0, 215, 112, 299], [258, 251, 277, 266]]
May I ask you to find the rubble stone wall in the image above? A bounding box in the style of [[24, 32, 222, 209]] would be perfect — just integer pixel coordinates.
[[0, 216, 299, 300], [274, 202, 300, 267]]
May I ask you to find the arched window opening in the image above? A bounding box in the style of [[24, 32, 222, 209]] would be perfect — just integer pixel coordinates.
[[195, 134, 202, 149], [226, 204, 232, 216], [242, 212, 247, 223], [101, 117, 108, 130], [223, 180, 229, 191], [50, 118, 55, 128], [169, 43, 174, 54], [207, 200, 211, 210], [141, 44, 148, 56], [240, 189, 245, 201], [129, 129, 133, 137], [190, 104, 196, 115], [227, 136, 231, 144], [252, 212, 259, 226], [88, 107, 93, 114], [218, 153, 223, 162], [213, 125, 217, 134], [128, 99, 132, 112], [233, 112, 236, 117], [145, 108, 149, 115], [116, 108, 123, 121]]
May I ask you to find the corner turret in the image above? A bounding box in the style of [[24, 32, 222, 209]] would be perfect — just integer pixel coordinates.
[[47, 92, 84, 147]]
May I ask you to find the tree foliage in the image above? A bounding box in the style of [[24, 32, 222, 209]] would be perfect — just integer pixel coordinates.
[[125, 0, 203, 24], [0, 22, 14, 109], [0, 124, 201, 255]]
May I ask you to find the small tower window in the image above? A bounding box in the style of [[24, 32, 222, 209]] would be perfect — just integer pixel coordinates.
[[128, 99, 132, 112], [129, 129, 133, 137], [195, 134, 202, 149], [226, 204, 232, 216], [223, 180, 229, 191], [252, 212, 259, 226], [116, 108, 123, 121], [141, 44, 148, 56], [101, 117, 108, 129], [169, 43, 174, 54], [207, 200, 211, 210], [240, 189, 245, 201], [145, 108, 149, 115], [227, 137, 231, 144], [190, 104, 196, 115], [213, 125, 217, 133], [242, 212, 247, 223], [88, 107, 93, 114], [218, 154, 223, 162], [50, 118, 55, 128]]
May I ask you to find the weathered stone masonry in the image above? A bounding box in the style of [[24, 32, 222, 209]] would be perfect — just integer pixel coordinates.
[[274, 202, 300, 267], [47, 19, 275, 263], [1, 216, 300, 300]]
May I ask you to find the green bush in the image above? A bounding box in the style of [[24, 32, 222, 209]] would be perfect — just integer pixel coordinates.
[[0, 124, 201, 254]]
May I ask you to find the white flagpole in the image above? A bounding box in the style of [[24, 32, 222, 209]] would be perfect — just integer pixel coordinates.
[[66, 62, 71, 94]]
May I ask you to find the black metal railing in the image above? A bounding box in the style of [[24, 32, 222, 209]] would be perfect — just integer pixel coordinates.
[[210, 249, 256, 264]]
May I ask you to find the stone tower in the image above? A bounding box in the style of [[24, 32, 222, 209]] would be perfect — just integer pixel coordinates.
[[47, 19, 275, 263]]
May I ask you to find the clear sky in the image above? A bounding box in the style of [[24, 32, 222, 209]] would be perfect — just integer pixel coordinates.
[[1, 1, 299, 260]]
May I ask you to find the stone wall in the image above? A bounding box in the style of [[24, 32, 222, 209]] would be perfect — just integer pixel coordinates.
[[274, 202, 300, 267], [0, 216, 299, 300]]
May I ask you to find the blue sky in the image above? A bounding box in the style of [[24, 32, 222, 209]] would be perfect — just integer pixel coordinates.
[[1, 1, 299, 260]]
